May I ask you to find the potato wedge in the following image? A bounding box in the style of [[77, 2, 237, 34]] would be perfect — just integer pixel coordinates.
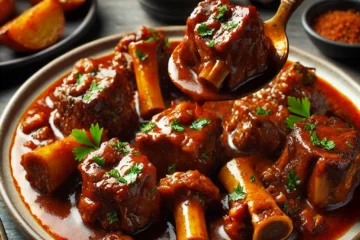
[[0, 0, 65, 52], [28, 0, 86, 12], [0, 0, 15, 24]]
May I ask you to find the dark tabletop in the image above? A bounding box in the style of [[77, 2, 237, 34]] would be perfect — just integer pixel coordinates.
[[0, 0, 359, 239]]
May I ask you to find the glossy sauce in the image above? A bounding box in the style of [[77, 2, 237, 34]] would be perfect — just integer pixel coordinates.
[[9, 56, 360, 239]]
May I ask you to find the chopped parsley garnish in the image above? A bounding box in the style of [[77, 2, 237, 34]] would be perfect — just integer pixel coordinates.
[[83, 81, 104, 102], [111, 141, 128, 151], [93, 156, 105, 167], [168, 164, 176, 174], [304, 123, 316, 132], [197, 23, 215, 38], [72, 123, 104, 162], [122, 147, 131, 156], [250, 175, 255, 183], [201, 152, 208, 160], [286, 170, 301, 193], [346, 141, 352, 148], [170, 119, 185, 132], [310, 132, 336, 150], [225, 22, 238, 30], [285, 96, 311, 129], [107, 212, 119, 224], [133, 150, 140, 156], [76, 73, 83, 84], [145, 36, 155, 42], [141, 122, 155, 133], [229, 183, 246, 201], [207, 40, 215, 47], [135, 49, 148, 61], [256, 107, 272, 116], [106, 163, 144, 184], [190, 118, 211, 130], [215, 4, 228, 20], [165, 39, 170, 48]]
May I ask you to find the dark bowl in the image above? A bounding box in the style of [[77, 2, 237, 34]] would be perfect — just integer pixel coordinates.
[[302, 0, 360, 59]]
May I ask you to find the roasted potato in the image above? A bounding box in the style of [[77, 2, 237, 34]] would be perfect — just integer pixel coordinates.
[[28, 0, 86, 12], [0, 0, 15, 24], [0, 0, 65, 52]]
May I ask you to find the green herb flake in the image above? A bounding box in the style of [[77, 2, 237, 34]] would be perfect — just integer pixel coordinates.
[[111, 141, 128, 152], [256, 107, 272, 116], [168, 164, 176, 174], [250, 175, 255, 183], [122, 147, 131, 156], [304, 123, 316, 132], [135, 49, 148, 61], [76, 73, 83, 84], [133, 150, 141, 156], [229, 183, 246, 201], [141, 122, 155, 133], [285, 96, 311, 129], [286, 170, 301, 193], [215, 4, 228, 20], [123, 163, 144, 184], [225, 22, 238, 30], [170, 119, 185, 132], [197, 23, 215, 38], [201, 152, 208, 160], [145, 36, 155, 42], [311, 132, 336, 151], [107, 212, 119, 224], [72, 123, 104, 162], [190, 118, 211, 130], [207, 40, 215, 47], [93, 156, 105, 167], [346, 141, 352, 148], [165, 39, 170, 48]]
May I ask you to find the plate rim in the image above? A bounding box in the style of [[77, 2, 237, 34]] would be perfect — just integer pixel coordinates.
[[0, 0, 98, 70], [1, 25, 360, 239]]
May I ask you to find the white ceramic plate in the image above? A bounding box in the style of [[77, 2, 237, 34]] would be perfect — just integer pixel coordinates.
[[0, 26, 359, 240]]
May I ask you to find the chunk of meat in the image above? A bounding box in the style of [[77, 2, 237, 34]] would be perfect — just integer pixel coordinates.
[[53, 58, 138, 139], [78, 138, 160, 233], [135, 102, 222, 178], [273, 115, 360, 210], [222, 62, 329, 158]]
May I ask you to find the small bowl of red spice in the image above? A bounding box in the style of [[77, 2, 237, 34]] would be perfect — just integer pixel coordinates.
[[302, 0, 360, 59]]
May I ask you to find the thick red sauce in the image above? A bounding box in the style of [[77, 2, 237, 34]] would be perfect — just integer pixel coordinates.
[[9, 56, 360, 239]]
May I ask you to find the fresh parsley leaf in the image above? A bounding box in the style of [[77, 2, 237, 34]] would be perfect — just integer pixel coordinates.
[[304, 123, 316, 132], [229, 183, 246, 201], [190, 118, 211, 130], [72, 124, 104, 162], [145, 36, 155, 42], [133, 150, 140, 156], [286, 170, 301, 193], [141, 122, 155, 133], [250, 175, 255, 183], [107, 212, 119, 224], [256, 107, 272, 116], [73, 147, 95, 162], [216, 4, 228, 20], [207, 40, 215, 47], [225, 22, 238, 30], [111, 141, 128, 151], [89, 81, 103, 92], [310, 132, 321, 145], [122, 147, 131, 156], [76, 73, 83, 84], [135, 49, 148, 61], [93, 156, 105, 167], [197, 23, 215, 38], [346, 141, 352, 148], [287, 97, 311, 118], [106, 169, 126, 184], [168, 164, 176, 174], [285, 96, 311, 129], [171, 119, 185, 132], [90, 123, 103, 147]]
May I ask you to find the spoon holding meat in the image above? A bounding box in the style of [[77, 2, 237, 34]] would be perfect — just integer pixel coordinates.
[[169, 0, 304, 102]]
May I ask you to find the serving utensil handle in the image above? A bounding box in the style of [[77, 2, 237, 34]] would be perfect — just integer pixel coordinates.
[[268, 0, 305, 27]]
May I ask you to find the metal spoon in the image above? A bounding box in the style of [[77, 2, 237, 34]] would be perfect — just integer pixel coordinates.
[[169, 0, 304, 102]]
